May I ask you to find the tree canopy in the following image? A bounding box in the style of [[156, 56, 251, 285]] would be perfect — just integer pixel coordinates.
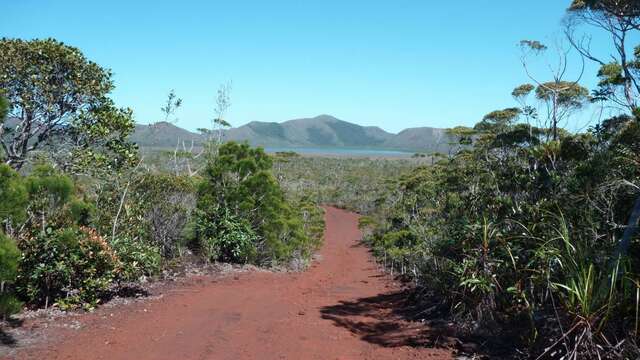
[[0, 38, 137, 172]]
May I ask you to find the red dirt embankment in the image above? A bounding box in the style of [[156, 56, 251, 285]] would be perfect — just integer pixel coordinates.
[[14, 207, 453, 360]]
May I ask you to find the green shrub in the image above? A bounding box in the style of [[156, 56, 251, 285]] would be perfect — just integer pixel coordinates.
[[93, 172, 197, 258], [196, 142, 314, 265], [0, 164, 28, 229], [0, 164, 26, 317], [110, 236, 162, 281], [131, 174, 197, 257], [365, 110, 640, 355], [0, 232, 21, 317], [17, 227, 118, 309], [197, 208, 257, 263], [23, 165, 76, 231]]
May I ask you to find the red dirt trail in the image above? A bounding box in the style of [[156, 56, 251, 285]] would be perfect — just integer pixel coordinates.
[[14, 207, 453, 360]]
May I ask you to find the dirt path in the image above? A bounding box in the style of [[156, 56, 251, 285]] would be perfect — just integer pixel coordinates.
[[12, 207, 453, 360]]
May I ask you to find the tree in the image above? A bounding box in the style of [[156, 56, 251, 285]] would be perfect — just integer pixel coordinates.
[[446, 126, 476, 157], [474, 108, 521, 134], [160, 89, 182, 124], [535, 81, 589, 139], [0, 38, 137, 172], [519, 40, 589, 140], [566, 0, 640, 109], [196, 142, 311, 264]]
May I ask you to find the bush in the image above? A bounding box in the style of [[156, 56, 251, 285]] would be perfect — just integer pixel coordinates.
[[196, 142, 315, 265], [0, 232, 21, 317], [93, 172, 197, 259], [17, 227, 118, 309], [0, 164, 26, 317], [110, 236, 162, 281], [197, 208, 257, 263], [0, 164, 28, 231], [132, 174, 196, 257], [366, 111, 640, 356]]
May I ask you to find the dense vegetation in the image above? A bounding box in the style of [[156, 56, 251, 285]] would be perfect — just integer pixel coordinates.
[[356, 2, 640, 358], [272, 154, 422, 214], [0, 39, 324, 314], [195, 142, 323, 265], [1, 3, 639, 359]]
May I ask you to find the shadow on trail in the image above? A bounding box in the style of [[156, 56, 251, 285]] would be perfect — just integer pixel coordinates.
[[320, 290, 456, 349], [0, 318, 23, 346], [0, 329, 17, 346]]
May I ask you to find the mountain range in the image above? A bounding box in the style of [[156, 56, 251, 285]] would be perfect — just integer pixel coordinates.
[[131, 115, 453, 153]]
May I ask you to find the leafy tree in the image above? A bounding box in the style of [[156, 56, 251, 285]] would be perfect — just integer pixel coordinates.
[[519, 40, 590, 141], [474, 108, 521, 134], [0, 38, 137, 172], [567, 0, 640, 109], [570, 0, 640, 15], [535, 81, 589, 139]]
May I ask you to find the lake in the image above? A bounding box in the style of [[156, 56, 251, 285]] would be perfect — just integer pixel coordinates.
[[263, 147, 414, 157]]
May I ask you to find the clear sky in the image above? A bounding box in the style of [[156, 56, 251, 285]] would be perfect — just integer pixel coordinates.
[[1, 1, 611, 133]]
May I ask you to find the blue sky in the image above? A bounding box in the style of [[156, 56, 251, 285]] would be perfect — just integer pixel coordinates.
[[1, 1, 613, 133]]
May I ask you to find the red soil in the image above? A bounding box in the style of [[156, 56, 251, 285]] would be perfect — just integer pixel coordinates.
[[13, 207, 453, 360]]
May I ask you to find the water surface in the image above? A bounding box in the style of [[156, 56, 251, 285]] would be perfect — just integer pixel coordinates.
[[263, 147, 413, 157]]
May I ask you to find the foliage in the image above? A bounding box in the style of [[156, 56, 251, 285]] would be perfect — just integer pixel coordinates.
[[272, 155, 420, 214], [0, 38, 137, 172], [17, 227, 118, 309], [0, 232, 21, 317], [129, 173, 196, 257], [0, 164, 28, 230], [195, 142, 319, 265], [92, 171, 197, 258], [110, 236, 162, 281], [0, 95, 7, 121], [0, 159, 25, 316], [535, 81, 590, 109], [197, 208, 257, 263], [366, 104, 640, 356], [24, 165, 75, 230]]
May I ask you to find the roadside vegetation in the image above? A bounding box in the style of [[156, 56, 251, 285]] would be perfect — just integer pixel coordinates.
[[272, 154, 422, 214], [0, 38, 324, 314], [1, 2, 639, 359], [357, 2, 640, 358]]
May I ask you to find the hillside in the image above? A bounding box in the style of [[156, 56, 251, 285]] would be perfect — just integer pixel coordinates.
[[131, 115, 452, 152], [382, 127, 451, 153], [130, 122, 204, 148], [224, 115, 395, 148]]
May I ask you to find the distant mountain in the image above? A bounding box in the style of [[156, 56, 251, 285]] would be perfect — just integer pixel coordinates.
[[224, 115, 394, 148], [130, 122, 204, 148], [131, 115, 453, 152], [382, 127, 451, 153]]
